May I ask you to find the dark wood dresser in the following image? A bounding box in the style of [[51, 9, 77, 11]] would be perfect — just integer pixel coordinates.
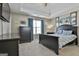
[[19, 26, 33, 43]]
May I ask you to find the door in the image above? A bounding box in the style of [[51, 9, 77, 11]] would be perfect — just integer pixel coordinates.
[[33, 20, 42, 39], [33, 20, 42, 34]]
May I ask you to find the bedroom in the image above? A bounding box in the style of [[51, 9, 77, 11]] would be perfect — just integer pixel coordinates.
[[10, 3, 79, 55], [0, 3, 79, 56]]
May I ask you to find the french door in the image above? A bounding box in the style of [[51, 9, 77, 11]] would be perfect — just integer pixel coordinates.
[[33, 20, 42, 34]]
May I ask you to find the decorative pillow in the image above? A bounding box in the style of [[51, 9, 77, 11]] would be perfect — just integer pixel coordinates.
[[62, 30, 72, 35], [56, 30, 63, 34]]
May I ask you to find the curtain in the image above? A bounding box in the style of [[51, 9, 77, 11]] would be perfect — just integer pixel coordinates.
[[28, 18, 33, 32], [41, 20, 44, 34]]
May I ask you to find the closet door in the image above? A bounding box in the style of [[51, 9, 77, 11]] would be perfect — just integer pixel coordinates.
[[0, 20, 2, 35]]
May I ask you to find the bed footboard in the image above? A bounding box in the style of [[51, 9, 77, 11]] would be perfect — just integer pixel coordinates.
[[39, 34, 59, 55]]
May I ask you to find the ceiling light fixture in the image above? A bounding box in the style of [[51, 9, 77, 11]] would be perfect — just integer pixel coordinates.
[[44, 3, 47, 7], [44, 3, 51, 18]]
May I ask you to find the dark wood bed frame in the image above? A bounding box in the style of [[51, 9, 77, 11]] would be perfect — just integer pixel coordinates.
[[39, 24, 78, 55]]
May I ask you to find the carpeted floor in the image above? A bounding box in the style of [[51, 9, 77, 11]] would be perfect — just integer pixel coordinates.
[[19, 39, 79, 56], [59, 45, 79, 56]]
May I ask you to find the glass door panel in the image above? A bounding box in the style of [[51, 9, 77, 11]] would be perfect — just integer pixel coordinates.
[[33, 20, 42, 34]]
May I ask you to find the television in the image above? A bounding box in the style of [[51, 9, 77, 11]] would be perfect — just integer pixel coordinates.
[[0, 3, 10, 22]]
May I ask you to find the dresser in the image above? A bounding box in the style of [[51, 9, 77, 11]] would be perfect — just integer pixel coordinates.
[[19, 26, 33, 43]]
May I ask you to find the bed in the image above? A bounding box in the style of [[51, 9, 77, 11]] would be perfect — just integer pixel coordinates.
[[39, 24, 78, 55]]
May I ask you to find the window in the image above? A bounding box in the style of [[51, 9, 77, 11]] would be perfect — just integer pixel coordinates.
[[33, 20, 41, 34], [56, 12, 77, 27], [70, 12, 77, 25]]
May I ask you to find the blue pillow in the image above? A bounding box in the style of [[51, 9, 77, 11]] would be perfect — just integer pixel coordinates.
[[62, 30, 72, 35], [56, 30, 63, 34]]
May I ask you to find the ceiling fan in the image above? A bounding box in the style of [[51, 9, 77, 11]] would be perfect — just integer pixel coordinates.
[[44, 3, 51, 17], [44, 3, 48, 7]]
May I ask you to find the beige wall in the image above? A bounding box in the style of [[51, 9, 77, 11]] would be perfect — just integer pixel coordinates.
[[11, 12, 29, 33]]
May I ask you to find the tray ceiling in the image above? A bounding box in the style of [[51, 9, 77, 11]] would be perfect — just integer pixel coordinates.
[[9, 3, 79, 18]]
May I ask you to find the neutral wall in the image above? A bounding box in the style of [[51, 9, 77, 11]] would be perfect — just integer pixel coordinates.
[[11, 12, 29, 34]]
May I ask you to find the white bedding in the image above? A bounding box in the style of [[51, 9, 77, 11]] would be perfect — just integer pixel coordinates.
[[45, 34, 77, 48]]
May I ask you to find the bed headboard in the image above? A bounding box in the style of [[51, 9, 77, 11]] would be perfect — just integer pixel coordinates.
[[56, 24, 77, 35]]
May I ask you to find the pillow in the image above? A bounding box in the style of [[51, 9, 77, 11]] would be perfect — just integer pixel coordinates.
[[56, 30, 63, 34], [62, 30, 72, 35]]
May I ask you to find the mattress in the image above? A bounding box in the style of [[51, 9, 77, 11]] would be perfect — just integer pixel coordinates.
[[46, 34, 77, 48]]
